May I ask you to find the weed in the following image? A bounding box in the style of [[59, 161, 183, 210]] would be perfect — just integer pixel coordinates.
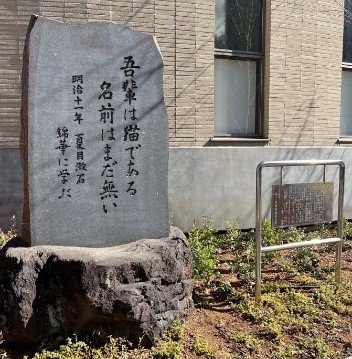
[[261, 292, 287, 316], [343, 218, 352, 250], [278, 226, 305, 243], [336, 281, 352, 306], [231, 333, 261, 352], [233, 293, 265, 323], [230, 247, 255, 284], [260, 318, 285, 343], [261, 219, 279, 247], [313, 223, 331, 239], [33, 336, 90, 359], [5, 218, 352, 359], [314, 285, 336, 305], [197, 299, 211, 308], [221, 221, 242, 248], [153, 340, 182, 359], [272, 343, 296, 359], [344, 218, 352, 238], [261, 219, 280, 261], [188, 218, 220, 283], [32, 334, 151, 359], [192, 334, 215, 357], [298, 336, 336, 359], [293, 272, 320, 286], [228, 228, 256, 284], [291, 247, 320, 274], [163, 319, 184, 341], [278, 258, 296, 273], [0, 215, 17, 248], [285, 290, 318, 316], [216, 319, 227, 328], [152, 319, 185, 359]]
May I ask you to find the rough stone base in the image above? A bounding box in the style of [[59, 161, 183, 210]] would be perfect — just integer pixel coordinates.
[[0, 227, 193, 346]]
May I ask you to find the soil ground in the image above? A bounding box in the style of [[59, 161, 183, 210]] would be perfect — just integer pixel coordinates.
[[1, 227, 352, 358], [178, 244, 352, 359]]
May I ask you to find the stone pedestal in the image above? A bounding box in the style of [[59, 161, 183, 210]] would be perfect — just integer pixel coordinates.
[[0, 227, 193, 346]]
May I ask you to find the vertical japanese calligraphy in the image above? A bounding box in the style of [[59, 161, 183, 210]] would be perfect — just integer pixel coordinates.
[[120, 55, 141, 197], [56, 74, 87, 199], [26, 18, 170, 246], [58, 59, 142, 212], [72, 75, 87, 186], [99, 80, 117, 214], [56, 126, 71, 199]]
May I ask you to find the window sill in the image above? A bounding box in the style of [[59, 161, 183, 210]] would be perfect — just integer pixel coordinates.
[[209, 137, 270, 145], [337, 137, 352, 144]]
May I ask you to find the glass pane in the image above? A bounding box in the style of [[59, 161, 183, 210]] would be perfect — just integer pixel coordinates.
[[215, 0, 263, 53], [214, 58, 257, 135], [343, 0, 352, 63], [340, 70, 352, 135]]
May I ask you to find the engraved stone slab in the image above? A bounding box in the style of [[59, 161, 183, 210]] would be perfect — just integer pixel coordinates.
[[271, 182, 333, 228], [21, 16, 169, 246]]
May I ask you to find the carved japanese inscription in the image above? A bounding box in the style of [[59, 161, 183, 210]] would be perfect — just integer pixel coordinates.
[[22, 16, 169, 246]]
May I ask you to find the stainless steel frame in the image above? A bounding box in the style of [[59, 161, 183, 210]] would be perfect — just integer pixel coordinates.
[[255, 160, 345, 302]]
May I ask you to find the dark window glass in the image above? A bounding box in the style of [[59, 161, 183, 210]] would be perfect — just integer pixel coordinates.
[[343, 0, 352, 63], [215, 0, 263, 53]]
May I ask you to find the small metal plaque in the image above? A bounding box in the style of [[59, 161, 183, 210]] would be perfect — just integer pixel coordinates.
[[271, 182, 333, 228]]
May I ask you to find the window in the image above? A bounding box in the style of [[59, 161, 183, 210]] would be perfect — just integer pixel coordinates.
[[214, 0, 264, 137], [341, 0, 352, 136]]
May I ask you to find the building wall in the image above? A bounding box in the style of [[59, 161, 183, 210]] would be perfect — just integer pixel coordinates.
[[0, 1, 348, 147], [1, 1, 352, 233], [0, 0, 214, 148], [266, 0, 344, 146]]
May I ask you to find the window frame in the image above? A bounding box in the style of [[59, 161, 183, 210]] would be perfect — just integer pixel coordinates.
[[340, 65, 352, 139], [340, 1, 352, 140], [213, 0, 265, 139]]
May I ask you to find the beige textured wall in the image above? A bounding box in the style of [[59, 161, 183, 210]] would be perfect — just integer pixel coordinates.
[[1, 0, 347, 148], [0, 0, 214, 147], [266, 0, 344, 146]]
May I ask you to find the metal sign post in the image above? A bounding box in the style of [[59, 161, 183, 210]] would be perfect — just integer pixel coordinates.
[[255, 160, 345, 302]]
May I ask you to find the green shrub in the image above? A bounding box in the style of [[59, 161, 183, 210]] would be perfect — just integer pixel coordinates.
[[153, 340, 182, 359], [344, 218, 352, 238], [188, 218, 220, 282], [0, 215, 17, 248], [192, 334, 215, 357], [261, 219, 279, 247]]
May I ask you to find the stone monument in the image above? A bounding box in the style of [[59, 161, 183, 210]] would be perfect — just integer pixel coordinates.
[[0, 16, 193, 347], [21, 15, 169, 246]]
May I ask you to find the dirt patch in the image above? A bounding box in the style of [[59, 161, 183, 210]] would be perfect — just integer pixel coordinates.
[[2, 227, 352, 358]]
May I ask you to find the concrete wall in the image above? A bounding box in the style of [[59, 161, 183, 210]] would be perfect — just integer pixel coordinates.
[[169, 146, 352, 232], [3, 146, 352, 233]]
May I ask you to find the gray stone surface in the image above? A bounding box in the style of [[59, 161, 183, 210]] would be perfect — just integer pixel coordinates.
[[22, 16, 169, 246], [0, 227, 193, 346]]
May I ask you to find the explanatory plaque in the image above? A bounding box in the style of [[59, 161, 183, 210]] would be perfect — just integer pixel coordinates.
[[21, 16, 169, 246], [271, 182, 333, 228]]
